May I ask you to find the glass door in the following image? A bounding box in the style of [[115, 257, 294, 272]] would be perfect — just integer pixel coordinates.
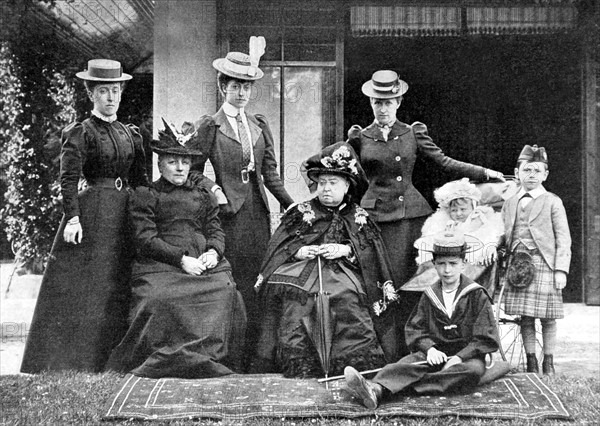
[[249, 65, 337, 216]]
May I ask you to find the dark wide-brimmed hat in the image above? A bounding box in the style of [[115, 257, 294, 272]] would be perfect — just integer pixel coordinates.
[[212, 36, 266, 81], [361, 70, 408, 99], [518, 144, 548, 164], [304, 142, 368, 200], [151, 118, 203, 157], [76, 59, 132, 82]]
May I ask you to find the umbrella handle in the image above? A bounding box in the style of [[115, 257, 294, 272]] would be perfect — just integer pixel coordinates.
[[317, 254, 324, 294]]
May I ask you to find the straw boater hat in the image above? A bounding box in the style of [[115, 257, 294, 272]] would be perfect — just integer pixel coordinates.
[[434, 178, 482, 210], [151, 118, 203, 157], [431, 229, 470, 256], [414, 228, 481, 257], [518, 144, 548, 164], [76, 59, 132, 81], [212, 36, 266, 80], [361, 70, 409, 99]]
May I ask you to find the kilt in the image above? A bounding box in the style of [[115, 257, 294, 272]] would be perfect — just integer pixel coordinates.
[[502, 251, 563, 319]]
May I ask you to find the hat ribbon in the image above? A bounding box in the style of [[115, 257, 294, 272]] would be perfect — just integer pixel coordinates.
[[223, 60, 255, 77], [372, 79, 400, 94], [88, 66, 123, 79]]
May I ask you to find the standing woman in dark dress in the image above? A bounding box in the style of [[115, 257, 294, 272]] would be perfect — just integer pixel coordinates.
[[347, 70, 504, 360], [192, 41, 294, 368], [21, 59, 148, 373]]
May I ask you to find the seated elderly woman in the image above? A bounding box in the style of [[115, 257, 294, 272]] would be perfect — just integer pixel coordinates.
[[106, 121, 246, 378], [252, 143, 399, 378]]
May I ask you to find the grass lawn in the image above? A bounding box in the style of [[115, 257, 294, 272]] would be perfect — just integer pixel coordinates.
[[1, 372, 598, 425]]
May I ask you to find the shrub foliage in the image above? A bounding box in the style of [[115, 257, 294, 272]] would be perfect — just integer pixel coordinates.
[[0, 41, 76, 272]]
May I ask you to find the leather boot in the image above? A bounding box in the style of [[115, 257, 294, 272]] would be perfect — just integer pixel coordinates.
[[542, 355, 555, 376], [526, 353, 539, 373]]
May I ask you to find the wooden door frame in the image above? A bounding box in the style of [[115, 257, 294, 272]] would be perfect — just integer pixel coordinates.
[[580, 1, 600, 305]]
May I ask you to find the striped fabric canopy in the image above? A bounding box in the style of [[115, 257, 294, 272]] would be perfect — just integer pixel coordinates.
[[350, 4, 578, 37]]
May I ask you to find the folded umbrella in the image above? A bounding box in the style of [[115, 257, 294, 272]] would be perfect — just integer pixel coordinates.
[[302, 256, 335, 383]]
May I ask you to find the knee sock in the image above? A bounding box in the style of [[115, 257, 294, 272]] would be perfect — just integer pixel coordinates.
[[541, 318, 557, 355], [521, 316, 537, 354]]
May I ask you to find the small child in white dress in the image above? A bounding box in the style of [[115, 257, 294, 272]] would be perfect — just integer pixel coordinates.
[[404, 178, 504, 294]]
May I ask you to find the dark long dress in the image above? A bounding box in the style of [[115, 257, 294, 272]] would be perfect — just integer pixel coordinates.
[[21, 116, 148, 373], [105, 178, 247, 378], [252, 198, 399, 377]]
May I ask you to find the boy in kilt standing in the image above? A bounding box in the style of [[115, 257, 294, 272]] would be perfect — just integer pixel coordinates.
[[500, 144, 571, 375]]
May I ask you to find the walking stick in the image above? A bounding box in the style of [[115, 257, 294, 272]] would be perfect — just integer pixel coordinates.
[[317, 361, 429, 383]]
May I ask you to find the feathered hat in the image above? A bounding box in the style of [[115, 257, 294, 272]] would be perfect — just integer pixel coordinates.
[[151, 118, 203, 157], [304, 142, 368, 200], [212, 36, 266, 80], [434, 178, 482, 210]]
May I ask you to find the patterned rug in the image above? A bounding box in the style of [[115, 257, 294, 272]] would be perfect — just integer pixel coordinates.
[[103, 373, 570, 422]]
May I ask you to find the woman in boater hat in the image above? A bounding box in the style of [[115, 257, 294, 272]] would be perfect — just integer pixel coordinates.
[[21, 59, 149, 373], [192, 37, 294, 370], [346, 70, 505, 360]]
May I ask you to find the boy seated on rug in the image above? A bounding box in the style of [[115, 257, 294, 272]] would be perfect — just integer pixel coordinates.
[[344, 229, 500, 409]]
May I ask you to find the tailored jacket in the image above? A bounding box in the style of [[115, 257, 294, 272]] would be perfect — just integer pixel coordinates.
[[348, 121, 488, 223], [501, 191, 571, 273], [192, 108, 293, 215], [60, 116, 149, 220]]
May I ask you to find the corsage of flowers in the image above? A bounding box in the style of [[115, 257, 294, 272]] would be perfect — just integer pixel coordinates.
[[354, 206, 368, 230], [297, 202, 315, 226], [372, 280, 399, 316], [320, 145, 359, 176]]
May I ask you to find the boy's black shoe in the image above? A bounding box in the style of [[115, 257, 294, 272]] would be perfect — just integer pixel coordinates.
[[344, 366, 381, 409], [542, 355, 555, 376], [526, 353, 539, 373]]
